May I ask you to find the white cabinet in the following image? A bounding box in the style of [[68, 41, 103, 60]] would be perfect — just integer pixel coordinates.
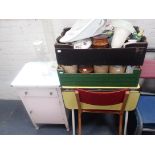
[[11, 62, 69, 130]]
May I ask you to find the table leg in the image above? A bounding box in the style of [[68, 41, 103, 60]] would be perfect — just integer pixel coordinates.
[[124, 111, 129, 135], [72, 109, 75, 135]]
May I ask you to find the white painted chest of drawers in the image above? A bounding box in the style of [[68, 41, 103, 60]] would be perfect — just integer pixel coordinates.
[[11, 62, 69, 130]]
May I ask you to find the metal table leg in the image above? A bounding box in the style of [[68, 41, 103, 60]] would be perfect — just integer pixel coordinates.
[[72, 109, 75, 135], [124, 111, 129, 135]]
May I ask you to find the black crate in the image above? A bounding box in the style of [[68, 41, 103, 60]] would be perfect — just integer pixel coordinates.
[[55, 29, 148, 66]]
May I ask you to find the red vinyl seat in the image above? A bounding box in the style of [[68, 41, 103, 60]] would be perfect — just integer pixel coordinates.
[[75, 89, 129, 135]]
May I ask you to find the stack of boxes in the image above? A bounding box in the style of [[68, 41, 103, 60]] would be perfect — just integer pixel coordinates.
[[55, 29, 148, 87]]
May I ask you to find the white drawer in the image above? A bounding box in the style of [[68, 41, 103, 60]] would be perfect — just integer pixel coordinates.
[[18, 88, 58, 98]]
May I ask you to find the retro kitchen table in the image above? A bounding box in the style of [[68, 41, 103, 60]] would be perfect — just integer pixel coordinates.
[[61, 85, 140, 135]]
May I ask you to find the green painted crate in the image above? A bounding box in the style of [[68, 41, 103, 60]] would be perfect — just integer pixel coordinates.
[[57, 68, 141, 87]]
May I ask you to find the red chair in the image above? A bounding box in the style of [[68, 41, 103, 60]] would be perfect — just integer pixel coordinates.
[[75, 89, 129, 135]]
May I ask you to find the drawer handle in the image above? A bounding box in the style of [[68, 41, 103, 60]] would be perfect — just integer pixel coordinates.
[[49, 92, 53, 96], [25, 91, 28, 95]]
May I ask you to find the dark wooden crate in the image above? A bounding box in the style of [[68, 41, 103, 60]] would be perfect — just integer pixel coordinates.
[[55, 28, 147, 65], [55, 46, 147, 65]]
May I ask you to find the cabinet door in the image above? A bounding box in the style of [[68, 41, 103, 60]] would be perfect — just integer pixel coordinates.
[[22, 97, 64, 124]]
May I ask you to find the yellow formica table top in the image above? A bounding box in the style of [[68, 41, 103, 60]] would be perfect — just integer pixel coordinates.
[[62, 84, 140, 111]]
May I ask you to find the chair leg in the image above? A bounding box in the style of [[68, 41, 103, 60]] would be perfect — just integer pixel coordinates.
[[119, 114, 123, 135], [78, 110, 82, 135]]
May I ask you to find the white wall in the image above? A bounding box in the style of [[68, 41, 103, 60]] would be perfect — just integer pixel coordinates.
[[0, 19, 155, 100], [0, 19, 52, 99]]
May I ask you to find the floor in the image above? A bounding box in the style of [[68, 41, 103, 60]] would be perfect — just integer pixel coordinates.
[[0, 99, 153, 135], [0, 100, 118, 135]]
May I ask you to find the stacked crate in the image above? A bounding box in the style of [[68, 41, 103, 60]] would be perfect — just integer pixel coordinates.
[[55, 29, 148, 87]]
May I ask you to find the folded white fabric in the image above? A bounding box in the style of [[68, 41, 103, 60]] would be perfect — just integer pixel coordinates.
[[59, 19, 107, 43]]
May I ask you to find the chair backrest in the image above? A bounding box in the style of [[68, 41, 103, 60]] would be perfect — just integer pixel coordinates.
[[75, 89, 128, 106], [140, 60, 155, 78]]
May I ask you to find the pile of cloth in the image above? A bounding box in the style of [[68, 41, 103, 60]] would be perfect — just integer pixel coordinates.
[[59, 19, 145, 49]]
